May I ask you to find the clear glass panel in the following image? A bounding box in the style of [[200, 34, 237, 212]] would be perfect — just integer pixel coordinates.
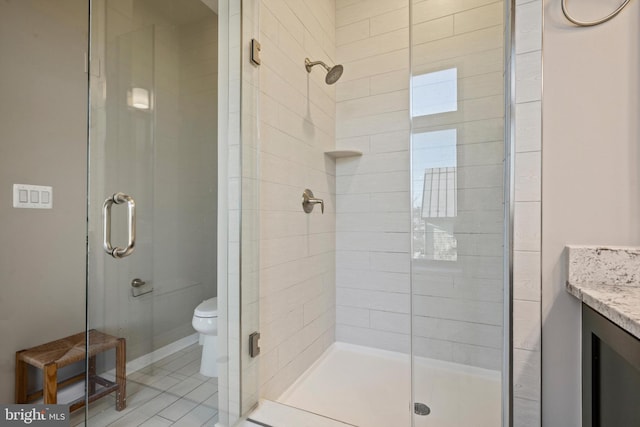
[[410, 0, 508, 425], [86, 0, 244, 424], [216, 0, 260, 424]]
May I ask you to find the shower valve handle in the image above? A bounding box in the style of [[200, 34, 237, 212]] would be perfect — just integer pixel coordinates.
[[302, 189, 324, 214]]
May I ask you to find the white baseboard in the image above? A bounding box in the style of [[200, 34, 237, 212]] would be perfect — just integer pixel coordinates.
[[106, 333, 199, 376]]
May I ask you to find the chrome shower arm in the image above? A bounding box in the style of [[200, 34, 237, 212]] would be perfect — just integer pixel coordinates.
[[305, 58, 330, 73]]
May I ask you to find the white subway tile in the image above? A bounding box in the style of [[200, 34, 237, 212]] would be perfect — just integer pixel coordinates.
[[456, 165, 504, 190], [336, 211, 408, 233], [337, 90, 408, 120], [513, 300, 541, 351], [303, 292, 331, 325], [337, 193, 370, 212], [336, 19, 370, 46], [371, 129, 409, 153], [412, 0, 498, 23], [412, 336, 454, 361], [337, 287, 410, 313], [370, 310, 410, 333], [412, 25, 502, 66], [412, 16, 454, 45], [337, 110, 409, 138], [513, 397, 541, 427], [263, 0, 304, 42], [514, 202, 541, 251], [515, 101, 542, 153], [336, 250, 371, 270], [513, 250, 541, 302], [337, 0, 406, 28], [515, 51, 542, 103], [369, 191, 410, 212], [370, 7, 408, 36], [452, 342, 502, 370], [336, 77, 371, 102], [515, 151, 541, 202], [338, 28, 408, 64], [337, 269, 410, 293], [369, 252, 410, 273], [412, 272, 504, 304], [413, 316, 503, 349], [454, 2, 503, 35], [370, 69, 409, 96], [340, 48, 409, 82], [336, 325, 410, 353], [260, 5, 279, 42], [413, 295, 503, 326], [337, 170, 408, 194], [513, 349, 541, 401], [336, 305, 370, 328], [515, 0, 542, 54], [337, 150, 409, 176], [337, 231, 409, 252]]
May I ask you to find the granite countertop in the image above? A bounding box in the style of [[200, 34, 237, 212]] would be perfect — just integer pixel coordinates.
[[566, 246, 640, 340]]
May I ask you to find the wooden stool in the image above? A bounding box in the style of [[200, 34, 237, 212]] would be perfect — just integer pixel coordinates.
[[15, 330, 126, 412]]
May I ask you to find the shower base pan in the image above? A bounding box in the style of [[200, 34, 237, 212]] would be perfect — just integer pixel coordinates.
[[275, 342, 501, 427]]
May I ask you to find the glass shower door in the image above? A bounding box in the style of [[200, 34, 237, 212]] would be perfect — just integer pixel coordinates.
[[86, 0, 221, 424], [409, 0, 509, 425]]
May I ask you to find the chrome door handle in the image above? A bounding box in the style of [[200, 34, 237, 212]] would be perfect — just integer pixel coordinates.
[[103, 192, 136, 258], [302, 189, 324, 214]]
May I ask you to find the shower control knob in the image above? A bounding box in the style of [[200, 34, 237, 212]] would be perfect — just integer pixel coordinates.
[[131, 278, 146, 288], [302, 189, 324, 214]]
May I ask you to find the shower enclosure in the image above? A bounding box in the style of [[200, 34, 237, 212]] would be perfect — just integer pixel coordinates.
[[247, 0, 511, 426], [79, 0, 507, 425]]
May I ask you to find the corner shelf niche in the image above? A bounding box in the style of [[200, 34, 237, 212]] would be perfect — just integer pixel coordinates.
[[324, 150, 363, 159]]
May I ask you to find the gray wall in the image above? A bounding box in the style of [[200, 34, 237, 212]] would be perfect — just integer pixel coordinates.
[[542, 0, 640, 425], [0, 0, 88, 402]]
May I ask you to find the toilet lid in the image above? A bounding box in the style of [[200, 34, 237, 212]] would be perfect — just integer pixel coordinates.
[[195, 298, 218, 318]]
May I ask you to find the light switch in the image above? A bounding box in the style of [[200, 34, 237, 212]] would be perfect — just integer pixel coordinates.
[[13, 184, 53, 209]]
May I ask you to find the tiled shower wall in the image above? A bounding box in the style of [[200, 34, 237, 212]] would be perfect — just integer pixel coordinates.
[[513, 0, 542, 425], [335, 0, 506, 370], [257, 0, 337, 400], [334, 0, 412, 352], [254, 0, 542, 423]]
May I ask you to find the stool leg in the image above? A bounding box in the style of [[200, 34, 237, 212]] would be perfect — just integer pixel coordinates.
[[88, 355, 96, 395], [43, 363, 58, 405], [15, 351, 27, 404], [115, 338, 126, 411]]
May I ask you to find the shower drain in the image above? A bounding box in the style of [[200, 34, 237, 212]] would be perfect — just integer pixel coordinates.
[[414, 402, 431, 416]]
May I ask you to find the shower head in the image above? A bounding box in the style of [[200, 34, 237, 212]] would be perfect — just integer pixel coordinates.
[[305, 58, 344, 85]]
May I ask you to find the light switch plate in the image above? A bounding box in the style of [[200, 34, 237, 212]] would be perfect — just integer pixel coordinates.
[[13, 184, 53, 209]]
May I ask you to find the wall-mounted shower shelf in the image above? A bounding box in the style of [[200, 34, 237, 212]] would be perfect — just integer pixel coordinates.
[[324, 150, 363, 159]]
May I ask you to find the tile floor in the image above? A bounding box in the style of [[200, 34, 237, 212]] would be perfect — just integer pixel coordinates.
[[70, 344, 218, 427]]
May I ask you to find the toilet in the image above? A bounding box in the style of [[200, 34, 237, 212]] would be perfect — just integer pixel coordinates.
[[192, 297, 218, 377]]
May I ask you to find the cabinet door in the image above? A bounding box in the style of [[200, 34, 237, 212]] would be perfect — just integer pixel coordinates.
[[582, 304, 640, 427]]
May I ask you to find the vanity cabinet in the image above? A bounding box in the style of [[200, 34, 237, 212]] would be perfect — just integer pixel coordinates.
[[582, 304, 640, 427]]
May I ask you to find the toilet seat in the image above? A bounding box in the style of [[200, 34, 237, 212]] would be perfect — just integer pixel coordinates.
[[194, 298, 218, 318]]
